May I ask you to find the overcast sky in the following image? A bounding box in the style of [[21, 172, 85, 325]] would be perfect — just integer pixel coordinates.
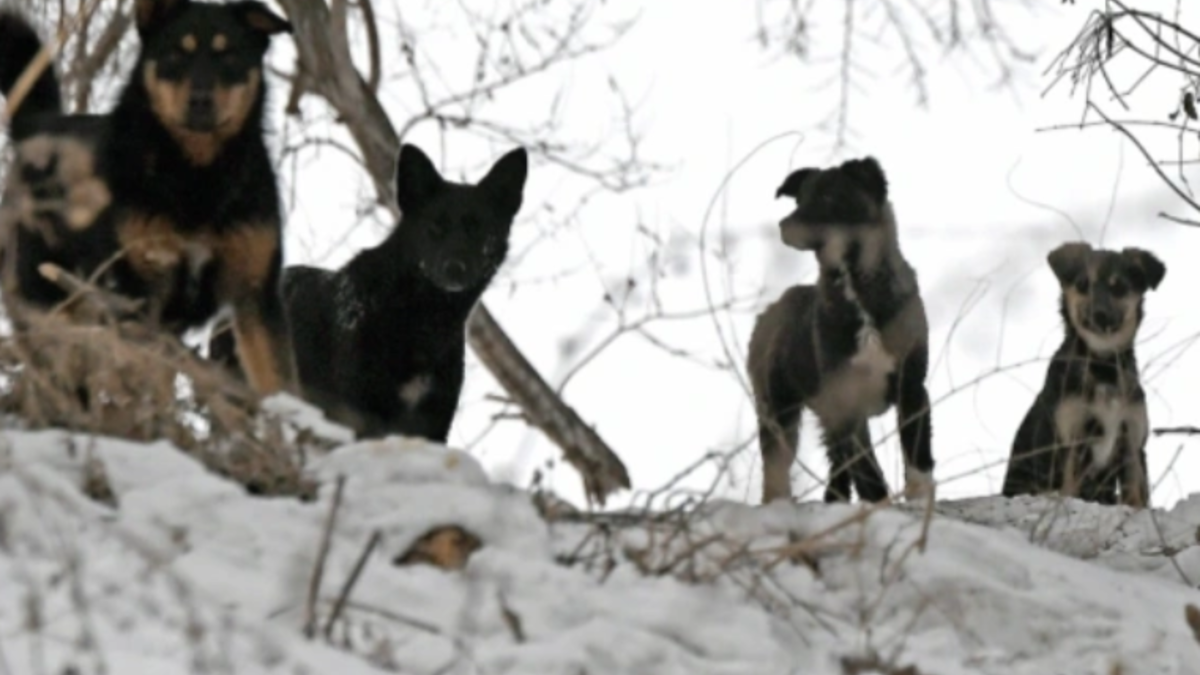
[[263, 0, 1200, 511]]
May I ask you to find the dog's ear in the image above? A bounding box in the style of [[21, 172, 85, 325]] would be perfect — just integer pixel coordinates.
[[775, 168, 816, 200], [1121, 247, 1166, 292], [478, 147, 529, 219], [229, 1, 293, 37], [394, 144, 444, 214], [1047, 242, 1093, 286], [135, 0, 189, 37], [839, 156, 888, 205]]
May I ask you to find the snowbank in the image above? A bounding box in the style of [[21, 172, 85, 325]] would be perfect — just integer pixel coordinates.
[[2, 414, 1199, 674]]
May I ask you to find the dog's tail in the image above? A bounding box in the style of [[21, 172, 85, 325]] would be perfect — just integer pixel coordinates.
[[0, 10, 62, 137]]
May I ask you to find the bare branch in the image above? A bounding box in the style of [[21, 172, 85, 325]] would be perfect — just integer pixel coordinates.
[[755, 0, 1038, 153], [467, 304, 630, 506], [64, 6, 132, 112], [1045, 1, 1200, 223], [274, 0, 401, 211], [1153, 426, 1200, 436], [354, 0, 381, 93]]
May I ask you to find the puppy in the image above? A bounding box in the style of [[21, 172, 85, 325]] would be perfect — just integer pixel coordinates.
[[748, 156, 934, 504], [1002, 242, 1165, 507], [210, 143, 529, 442]]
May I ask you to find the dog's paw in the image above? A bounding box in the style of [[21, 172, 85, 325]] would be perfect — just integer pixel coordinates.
[[903, 466, 936, 502]]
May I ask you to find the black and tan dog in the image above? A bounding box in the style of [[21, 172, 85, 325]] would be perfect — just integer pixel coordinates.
[[1002, 242, 1165, 508], [748, 157, 935, 504], [0, 0, 297, 396]]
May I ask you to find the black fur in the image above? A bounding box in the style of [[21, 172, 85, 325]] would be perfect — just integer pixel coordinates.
[[0, 0, 298, 396], [749, 156, 934, 504], [1002, 243, 1165, 508], [210, 143, 529, 441], [0, 10, 63, 139]]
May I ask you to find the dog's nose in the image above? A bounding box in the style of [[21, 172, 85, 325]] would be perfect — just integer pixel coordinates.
[[186, 89, 217, 129], [1092, 307, 1119, 330], [443, 260, 468, 285]]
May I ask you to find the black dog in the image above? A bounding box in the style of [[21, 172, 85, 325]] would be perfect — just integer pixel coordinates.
[[211, 143, 529, 441], [748, 157, 935, 504], [1002, 242, 1165, 508], [0, 0, 297, 396]]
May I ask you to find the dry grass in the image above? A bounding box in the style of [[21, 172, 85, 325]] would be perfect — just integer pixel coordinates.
[[0, 303, 325, 500]]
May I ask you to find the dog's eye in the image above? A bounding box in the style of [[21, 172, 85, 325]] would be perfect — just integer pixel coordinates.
[[1073, 277, 1090, 293], [1110, 280, 1128, 297]]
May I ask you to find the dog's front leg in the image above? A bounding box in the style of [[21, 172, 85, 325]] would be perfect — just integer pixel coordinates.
[[1119, 404, 1152, 508], [214, 224, 299, 397], [824, 421, 887, 503], [821, 427, 854, 503], [896, 347, 935, 501], [1118, 439, 1151, 509], [758, 401, 801, 504]]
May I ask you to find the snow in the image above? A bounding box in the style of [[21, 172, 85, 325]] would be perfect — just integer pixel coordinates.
[[2, 415, 1200, 674]]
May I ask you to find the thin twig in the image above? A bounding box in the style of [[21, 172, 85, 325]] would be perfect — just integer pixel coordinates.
[[37, 262, 145, 319], [1087, 103, 1200, 221], [303, 474, 346, 639], [1153, 426, 1200, 437], [323, 528, 381, 640]]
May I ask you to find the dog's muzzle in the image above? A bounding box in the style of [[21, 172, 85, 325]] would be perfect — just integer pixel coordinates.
[[186, 89, 218, 132], [1087, 305, 1123, 333]]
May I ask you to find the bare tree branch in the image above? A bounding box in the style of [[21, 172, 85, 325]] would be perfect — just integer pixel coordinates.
[[353, 0, 381, 93], [1045, 0, 1200, 224], [275, 0, 401, 211], [64, 5, 132, 113], [755, 0, 1039, 154], [468, 305, 630, 506]]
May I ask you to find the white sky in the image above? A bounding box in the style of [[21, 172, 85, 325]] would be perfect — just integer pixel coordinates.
[[268, 0, 1200, 511]]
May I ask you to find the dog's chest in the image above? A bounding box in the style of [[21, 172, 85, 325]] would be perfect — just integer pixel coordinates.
[[1085, 386, 1127, 467], [1054, 375, 1147, 469], [809, 275, 898, 424], [117, 215, 215, 282], [398, 374, 434, 409], [839, 273, 897, 384]]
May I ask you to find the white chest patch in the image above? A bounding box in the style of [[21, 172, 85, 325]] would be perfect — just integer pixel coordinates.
[[842, 268, 897, 386], [399, 374, 433, 409], [1086, 385, 1128, 468], [849, 326, 896, 383], [183, 242, 213, 277], [806, 269, 897, 427]]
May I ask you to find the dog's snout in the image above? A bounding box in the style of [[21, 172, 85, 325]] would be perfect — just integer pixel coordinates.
[[443, 260, 468, 284], [189, 89, 214, 111], [1090, 304, 1120, 331], [186, 89, 217, 129]]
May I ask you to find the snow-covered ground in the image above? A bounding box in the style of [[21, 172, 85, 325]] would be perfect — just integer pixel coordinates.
[[2, 398, 1200, 674]]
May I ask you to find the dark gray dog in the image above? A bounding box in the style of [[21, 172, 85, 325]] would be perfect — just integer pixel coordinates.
[[748, 157, 934, 504]]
